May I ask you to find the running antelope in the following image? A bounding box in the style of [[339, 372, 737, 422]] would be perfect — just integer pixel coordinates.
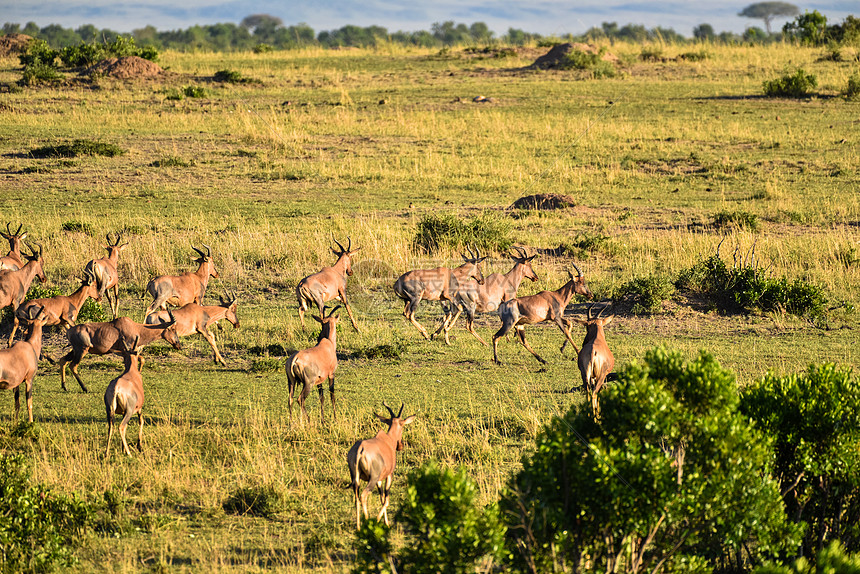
[[0, 306, 48, 423], [393, 246, 487, 342], [57, 314, 181, 392], [104, 335, 144, 457], [85, 232, 127, 319], [286, 306, 339, 423], [11, 268, 101, 343], [0, 223, 27, 271], [296, 236, 361, 332], [145, 292, 239, 365], [144, 245, 218, 316], [347, 402, 417, 528], [0, 244, 46, 345], [492, 265, 592, 365], [573, 304, 615, 419]]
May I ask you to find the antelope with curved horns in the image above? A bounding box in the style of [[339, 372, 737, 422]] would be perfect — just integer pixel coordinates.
[[573, 303, 615, 419], [57, 313, 182, 393], [296, 235, 361, 332], [434, 246, 539, 346], [347, 401, 417, 528], [84, 232, 127, 319], [144, 244, 218, 316], [0, 223, 27, 271], [492, 264, 592, 365], [145, 291, 239, 365], [104, 334, 144, 457], [0, 306, 48, 422], [286, 305, 340, 423], [0, 243, 46, 345], [393, 245, 487, 342]]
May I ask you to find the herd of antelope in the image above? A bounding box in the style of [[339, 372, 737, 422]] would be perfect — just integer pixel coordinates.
[[0, 224, 613, 528]]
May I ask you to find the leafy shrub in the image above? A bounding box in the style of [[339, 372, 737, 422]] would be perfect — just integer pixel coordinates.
[[213, 69, 247, 83], [222, 484, 282, 518], [639, 46, 664, 61], [557, 48, 616, 78], [353, 519, 394, 574], [61, 220, 96, 235], [183, 86, 207, 98], [757, 541, 860, 573], [844, 72, 860, 101], [783, 10, 829, 45], [412, 212, 513, 253], [59, 42, 106, 67], [253, 43, 273, 53], [616, 274, 676, 314], [29, 139, 125, 159], [78, 298, 109, 323], [712, 209, 760, 231], [764, 68, 818, 98]]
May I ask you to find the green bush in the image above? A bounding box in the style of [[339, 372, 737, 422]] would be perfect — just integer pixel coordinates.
[[59, 42, 106, 67], [783, 11, 829, 45], [353, 519, 394, 574], [183, 85, 207, 98], [764, 68, 818, 98], [253, 43, 273, 53], [61, 220, 96, 235], [557, 48, 616, 78], [29, 139, 125, 159], [616, 274, 676, 314], [757, 541, 860, 574], [412, 212, 513, 253], [214, 69, 247, 83], [712, 209, 760, 231], [222, 484, 282, 519], [844, 73, 860, 101]]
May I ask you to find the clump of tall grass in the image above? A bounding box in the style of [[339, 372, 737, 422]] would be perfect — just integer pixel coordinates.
[[712, 210, 760, 231], [844, 72, 860, 100], [29, 139, 125, 158], [222, 484, 282, 518], [413, 212, 513, 253]]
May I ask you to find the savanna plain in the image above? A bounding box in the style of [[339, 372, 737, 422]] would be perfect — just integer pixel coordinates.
[[0, 41, 858, 571]]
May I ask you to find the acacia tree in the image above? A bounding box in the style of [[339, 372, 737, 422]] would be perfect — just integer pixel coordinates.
[[739, 2, 800, 34]]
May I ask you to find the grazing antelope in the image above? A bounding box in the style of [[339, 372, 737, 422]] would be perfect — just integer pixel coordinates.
[[0, 244, 46, 345], [144, 245, 218, 316], [393, 246, 487, 342], [57, 314, 182, 393], [573, 304, 615, 419], [434, 246, 539, 346], [492, 265, 592, 365], [0, 223, 27, 271], [0, 306, 48, 422], [347, 402, 417, 528], [286, 306, 339, 423], [104, 335, 145, 457], [296, 236, 361, 332], [85, 232, 127, 319], [145, 292, 239, 365], [11, 268, 101, 343]]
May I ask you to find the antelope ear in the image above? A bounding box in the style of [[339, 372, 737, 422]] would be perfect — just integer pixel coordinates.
[[402, 415, 417, 425], [119, 243, 128, 251], [20, 232, 27, 240], [375, 413, 391, 424], [312, 315, 323, 323], [600, 316, 614, 327]]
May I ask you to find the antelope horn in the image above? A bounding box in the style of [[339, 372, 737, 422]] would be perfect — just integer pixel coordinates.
[[586, 303, 593, 321], [15, 223, 22, 236], [332, 234, 346, 254], [203, 244, 212, 258], [382, 401, 397, 418], [572, 263, 583, 278], [191, 244, 205, 259], [397, 402, 405, 418], [4, 222, 10, 236], [347, 236, 352, 252], [326, 305, 342, 318]]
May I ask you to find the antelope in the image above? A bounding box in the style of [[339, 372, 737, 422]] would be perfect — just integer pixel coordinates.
[[0, 223, 27, 271], [104, 335, 144, 457], [85, 232, 127, 319], [573, 304, 615, 419], [11, 268, 101, 343], [286, 306, 339, 423], [296, 236, 361, 332], [0, 244, 46, 345], [347, 401, 417, 528], [144, 292, 239, 365], [57, 314, 182, 393], [492, 264, 592, 365], [393, 246, 487, 342], [144, 245, 218, 316], [0, 306, 48, 422], [433, 246, 539, 346]]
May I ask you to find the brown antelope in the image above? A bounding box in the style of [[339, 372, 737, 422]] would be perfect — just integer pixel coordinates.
[[296, 236, 361, 332], [85, 232, 127, 319], [286, 306, 339, 423], [11, 268, 101, 343], [0, 244, 46, 345], [347, 402, 417, 528], [104, 335, 144, 457], [144, 245, 218, 316], [573, 304, 615, 419], [492, 265, 592, 365], [57, 314, 181, 393], [393, 246, 487, 342], [0, 223, 27, 271], [434, 246, 539, 346], [145, 292, 239, 365], [0, 306, 48, 422]]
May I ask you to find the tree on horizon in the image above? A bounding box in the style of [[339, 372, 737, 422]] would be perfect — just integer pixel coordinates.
[[739, 2, 800, 34]]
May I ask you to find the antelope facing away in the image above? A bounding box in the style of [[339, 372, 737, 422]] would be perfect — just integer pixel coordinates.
[[0, 306, 48, 422], [286, 306, 339, 423], [434, 246, 538, 346], [574, 304, 615, 419], [85, 232, 127, 319], [0, 244, 46, 345], [492, 265, 592, 365], [145, 292, 239, 365], [393, 246, 487, 342], [0, 223, 27, 271], [57, 314, 182, 393], [296, 236, 361, 332], [11, 268, 101, 343], [144, 245, 218, 316], [104, 335, 145, 457], [347, 402, 417, 528]]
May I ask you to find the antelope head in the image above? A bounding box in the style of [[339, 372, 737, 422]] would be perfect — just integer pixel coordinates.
[[462, 245, 487, 285], [377, 401, 417, 451], [511, 246, 539, 282], [1, 223, 26, 250], [331, 235, 360, 276], [82, 267, 102, 301], [219, 291, 240, 329], [567, 263, 592, 300], [104, 232, 128, 256], [192, 244, 219, 278], [24, 243, 47, 283]]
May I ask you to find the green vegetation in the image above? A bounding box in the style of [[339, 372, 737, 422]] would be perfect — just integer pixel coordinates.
[[29, 140, 125, 159], [413, 213, 513, 253], [616, 274, 676, 314], [763, 68, 818, 97], [558, 48, 617, 77]]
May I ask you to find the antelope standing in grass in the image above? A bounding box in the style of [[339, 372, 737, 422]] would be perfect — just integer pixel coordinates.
[[85, 232, 127, 319], [145, 292, 239, 365], [0, 223, 27, 271], [573, 304, 615, 419], [347, 402, 417, 528], [0, 244, 46, 345], [0, 306, 48, 422], [11, 268, 101, 343], [144, 245, 218, 316], [57, 314, 181, 393], [434, 246, 538, 346], [393, 246, 487, 342], [286, 306, 339, 423], [296, 236, 361, 332], [492, 265, 592, 365], [104, 335, 144, 457]]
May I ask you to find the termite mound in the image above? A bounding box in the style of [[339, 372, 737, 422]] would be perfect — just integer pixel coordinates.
[[84, 56, 163, 79], [510, 193, 576, 210]]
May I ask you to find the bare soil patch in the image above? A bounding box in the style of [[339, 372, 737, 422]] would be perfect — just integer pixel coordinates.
[[84, 56, 163, 79], [529, 43, 619, 70], [0, 34, 32, 57]]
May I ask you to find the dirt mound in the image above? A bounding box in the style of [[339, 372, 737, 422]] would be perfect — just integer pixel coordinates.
[[510, 193, 576, 210], [529, 43, 619, 70], [0, 34, 33, 57], [85, 56, 163, 79]]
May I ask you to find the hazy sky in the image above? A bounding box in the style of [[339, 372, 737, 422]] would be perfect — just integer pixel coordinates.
[[1, 1, 855, 37]]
